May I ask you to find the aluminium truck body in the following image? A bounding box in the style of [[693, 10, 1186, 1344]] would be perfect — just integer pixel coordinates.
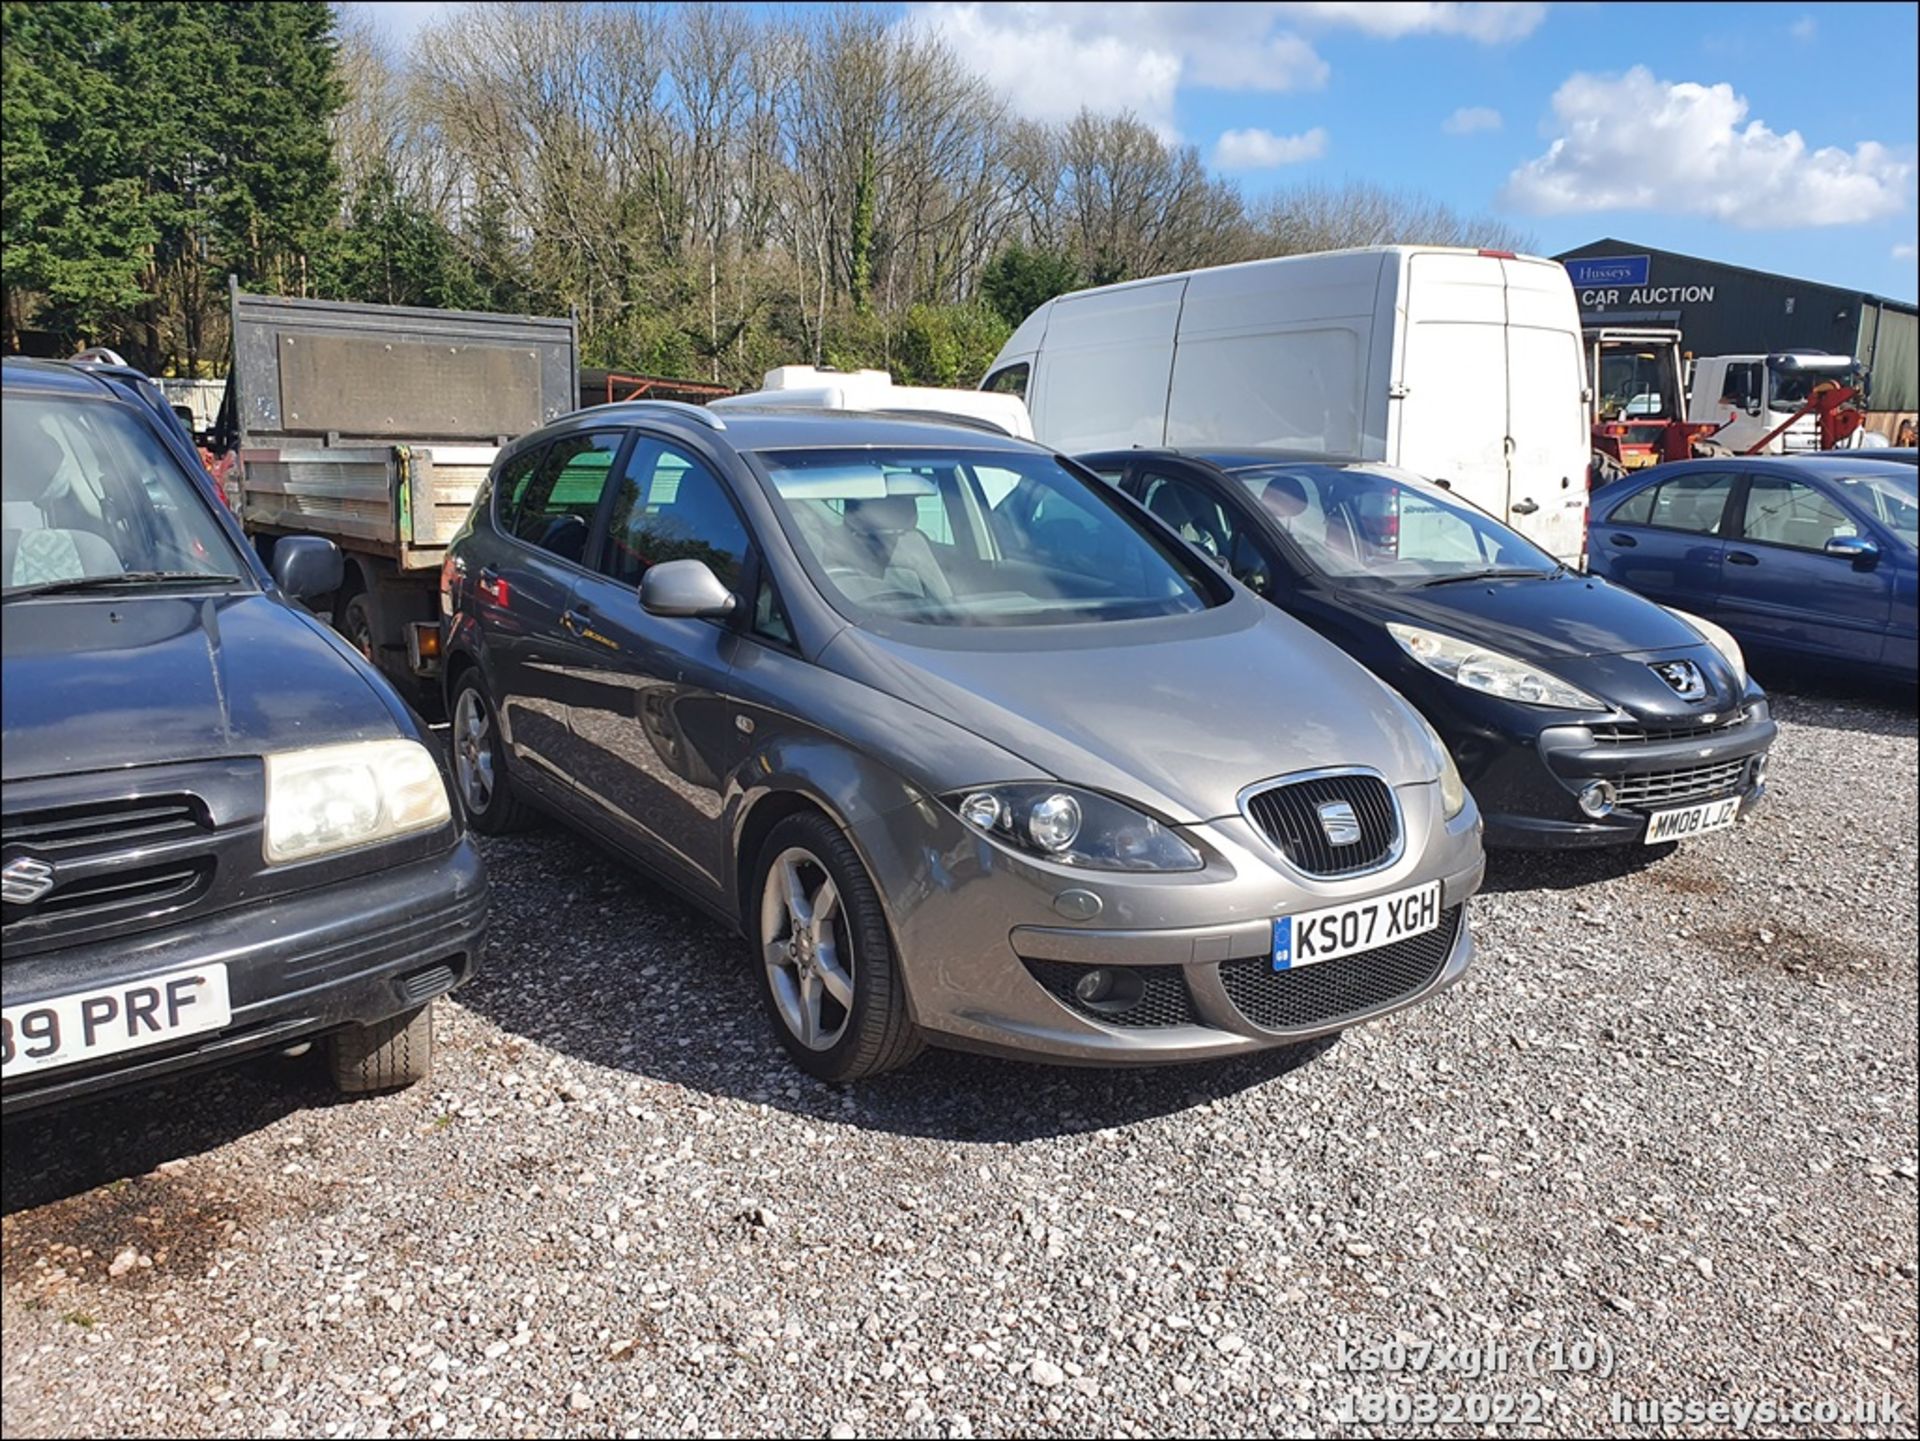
[[224, 283, 577, 693]]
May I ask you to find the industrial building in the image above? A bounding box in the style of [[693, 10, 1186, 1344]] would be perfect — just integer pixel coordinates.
[[1555, 238, 1917, 426]]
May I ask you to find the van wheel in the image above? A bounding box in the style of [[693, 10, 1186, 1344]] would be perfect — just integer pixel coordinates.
[[450, 671, 536, 834], [330, 1004, 433, 1093], [752, 813, 922, 1082]]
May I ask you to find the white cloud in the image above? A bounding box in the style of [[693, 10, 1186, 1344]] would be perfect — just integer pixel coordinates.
[[1213, 126, 1329, 170], [335, 0, 450, 52], [1280, 2, 1548, 42], [1895, 243, 1918, 261], [1442, 105, 1503, 135], [902, 3, 1536, 133], [1503, 67, 1915, 228], [1789, 14, 1817, 41]]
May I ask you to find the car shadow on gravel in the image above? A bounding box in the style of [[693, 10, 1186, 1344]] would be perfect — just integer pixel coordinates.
[[1478, 841, 1678, 894], [1754, 672, 1917, 732], [2, 1056, 339, 1216], [459, 828, 1339, 1144]]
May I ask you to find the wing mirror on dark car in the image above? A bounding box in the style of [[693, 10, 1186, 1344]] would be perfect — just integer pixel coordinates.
[[1824, 534, 1880, 568], [272, 535, 345, 601], [639, 559, 738, 619]]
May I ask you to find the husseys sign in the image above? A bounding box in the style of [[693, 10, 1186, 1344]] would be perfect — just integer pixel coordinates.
[[1563, 254, 1716, 309]]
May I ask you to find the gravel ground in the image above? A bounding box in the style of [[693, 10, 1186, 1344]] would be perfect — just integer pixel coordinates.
[[3, 688, 1915, 1439]]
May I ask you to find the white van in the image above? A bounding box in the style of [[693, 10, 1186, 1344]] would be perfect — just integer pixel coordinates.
[[713, 365, 1034, 438], [982, 246, 1592, 561]]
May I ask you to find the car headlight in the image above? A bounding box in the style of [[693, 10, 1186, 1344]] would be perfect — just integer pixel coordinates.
[[1387, 622, 1605, 711], [1661, 605, 1746, 691], [1401, 708, 1469, 820], [264, 739, 453, 864], [946, 784, 1202, 872]]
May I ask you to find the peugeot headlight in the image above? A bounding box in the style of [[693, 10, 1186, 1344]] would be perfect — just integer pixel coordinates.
[[264, 739, 452, 864], [1388, 622, 1605, 711], [946, 784, 1202, 872], [1662, 605, 1746, 691]]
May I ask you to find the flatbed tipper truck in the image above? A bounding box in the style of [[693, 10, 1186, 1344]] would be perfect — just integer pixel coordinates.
[[219, 282, 577, 704]]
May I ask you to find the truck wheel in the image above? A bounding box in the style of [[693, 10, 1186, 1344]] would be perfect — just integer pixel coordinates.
[[450, 671, 537, 834], [329, 1004, 433, 1094], [341, 592, 379, 664]]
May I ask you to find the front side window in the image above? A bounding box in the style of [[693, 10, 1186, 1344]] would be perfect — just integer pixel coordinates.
[[1228, 463, 1557, 584], [599, 439, 749, 590], [505, 431, 621, 563], [1139, 471, 1274, 591], [2, 392, 243, 590], [1835, 470, 1917, 549], [752, 446, 1217, 626], [982, 363, 1028, 400], [1740, 476, 1858, 551]]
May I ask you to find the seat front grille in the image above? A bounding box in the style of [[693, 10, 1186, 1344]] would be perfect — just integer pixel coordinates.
[[1219, 906, 1461, 1032], [1242, 773, 1398, 876]]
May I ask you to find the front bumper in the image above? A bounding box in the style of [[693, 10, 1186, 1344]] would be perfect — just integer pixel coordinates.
[[2, 839, 487, 1115], [850, 779, 1484, 1065], [1470, 702, 1777, 849]]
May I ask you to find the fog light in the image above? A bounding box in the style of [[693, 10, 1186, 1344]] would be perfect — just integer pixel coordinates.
[[1074, 969, 1116, 1004], [1578, 780, 1617, 818]]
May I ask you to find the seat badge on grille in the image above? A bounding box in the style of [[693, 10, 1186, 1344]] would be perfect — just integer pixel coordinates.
[[1316, 801, 1363, 847], [2, 855, 56, 905], [1650, 659, 1707, 700]]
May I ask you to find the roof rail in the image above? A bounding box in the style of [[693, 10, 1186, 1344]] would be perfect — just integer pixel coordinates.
[[603, 397, 726, 430]]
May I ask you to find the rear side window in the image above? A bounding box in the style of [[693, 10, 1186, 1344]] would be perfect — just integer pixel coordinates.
[[500, 432, 622, 563], [598, 440, 750, 590], [1614, 471, 1735, 535]]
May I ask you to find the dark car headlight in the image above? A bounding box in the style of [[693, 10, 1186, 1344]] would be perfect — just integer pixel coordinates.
[[1387, 622, 1606, 711], [945, 784, 1203, 872]]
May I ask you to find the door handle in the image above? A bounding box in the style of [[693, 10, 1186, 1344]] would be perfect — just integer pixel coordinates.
[[561, 605, 591, 632], [1610, 533, 1638, 547], [1510, 498, 1539, 516], [1727, 550, 1759, 566]]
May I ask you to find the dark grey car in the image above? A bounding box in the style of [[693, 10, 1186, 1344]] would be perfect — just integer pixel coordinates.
[[442, 404, 1483, 1080]]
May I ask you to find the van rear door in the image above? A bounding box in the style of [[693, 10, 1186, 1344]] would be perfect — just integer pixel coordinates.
[[1395, 252, 1510, 516], [1394, 252, 1587, 562], [1501, 257, 1590, 562]]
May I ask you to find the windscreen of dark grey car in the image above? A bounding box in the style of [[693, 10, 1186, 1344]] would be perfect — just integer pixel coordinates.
[[756, 448, 1218, 626]]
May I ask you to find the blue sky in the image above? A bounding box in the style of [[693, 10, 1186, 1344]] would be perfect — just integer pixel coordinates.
[[348, 1, 1919, 301]]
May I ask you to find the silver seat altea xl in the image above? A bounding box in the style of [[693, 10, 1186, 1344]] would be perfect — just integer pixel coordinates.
[[442, 404, 1484, 1080]]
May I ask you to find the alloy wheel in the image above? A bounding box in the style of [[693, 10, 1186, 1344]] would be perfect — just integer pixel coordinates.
[[452, 685, 496, 816], [759, 846, 855, 1050]]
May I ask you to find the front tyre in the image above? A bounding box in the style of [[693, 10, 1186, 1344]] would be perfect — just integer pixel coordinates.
[[752, 813, 922, 1082], [330, 1004, 433, 1093]]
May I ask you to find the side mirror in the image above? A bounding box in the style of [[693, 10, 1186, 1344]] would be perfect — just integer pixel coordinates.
[[1824, 534, 1880, 567], [271, 535, 345, 601], [639, 558, 737, 618]]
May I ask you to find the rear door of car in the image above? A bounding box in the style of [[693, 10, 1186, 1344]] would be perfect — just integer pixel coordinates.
[[485, 429, 629, 791], [1716, 470, 1894, 664], [1588, 468, 1738, 611]]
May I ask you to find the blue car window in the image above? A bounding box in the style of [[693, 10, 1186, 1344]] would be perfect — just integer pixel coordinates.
[[1641, 471, 1736, 535], [1740, 477, 1857, 551]]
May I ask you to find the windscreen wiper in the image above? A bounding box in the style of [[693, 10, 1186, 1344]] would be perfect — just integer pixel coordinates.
[[1, 571, 243, 601], [1418, 568, 1558, 588]]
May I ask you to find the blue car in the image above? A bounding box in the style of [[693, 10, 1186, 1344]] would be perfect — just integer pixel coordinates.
[[1587, 457, 1917, 686]]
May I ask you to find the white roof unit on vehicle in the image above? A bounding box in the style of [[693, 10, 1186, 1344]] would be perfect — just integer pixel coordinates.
[[711, 365, 1034, 439]]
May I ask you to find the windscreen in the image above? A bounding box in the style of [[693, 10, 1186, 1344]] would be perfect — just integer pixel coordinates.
[[754, 447, 1217, 626], [3, 392, 242, 589], [1230, 462, 1561, 583], [1837, 469, 1917, 549], [1769, 361, 1859, 409]]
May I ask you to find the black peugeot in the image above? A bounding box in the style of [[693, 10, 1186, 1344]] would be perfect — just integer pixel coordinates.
[[1077, 449, 1778, 849], [2, 358, 487, 1113]]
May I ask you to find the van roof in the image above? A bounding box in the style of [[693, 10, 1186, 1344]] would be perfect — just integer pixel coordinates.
[[1037, 245, 1560, 306]]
